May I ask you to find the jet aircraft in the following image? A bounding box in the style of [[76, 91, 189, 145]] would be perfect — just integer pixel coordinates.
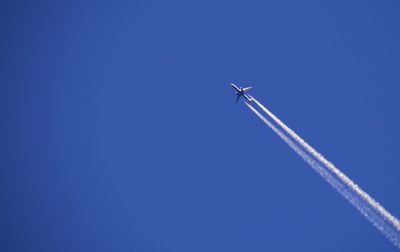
[[230, 83, 253, 103]]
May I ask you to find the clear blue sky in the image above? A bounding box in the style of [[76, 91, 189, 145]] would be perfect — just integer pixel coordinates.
[[1, 0, 400, 251]]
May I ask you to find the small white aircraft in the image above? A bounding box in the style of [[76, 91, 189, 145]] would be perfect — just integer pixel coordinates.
[[230, 83, 253, 103]]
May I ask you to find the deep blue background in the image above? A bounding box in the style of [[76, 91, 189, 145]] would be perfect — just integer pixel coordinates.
[[1, 0, 400, 251]]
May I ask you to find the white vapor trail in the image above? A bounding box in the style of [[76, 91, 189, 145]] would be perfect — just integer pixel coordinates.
[[246, 99, 400, 248]]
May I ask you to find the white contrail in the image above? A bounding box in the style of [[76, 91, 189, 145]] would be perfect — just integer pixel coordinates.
[[251, 97, 400, 228], [247, 98, 400, 248]]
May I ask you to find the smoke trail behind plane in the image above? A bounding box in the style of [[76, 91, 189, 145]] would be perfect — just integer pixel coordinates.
[[246, 99, 400, 249], [251, 97, 400, 228]]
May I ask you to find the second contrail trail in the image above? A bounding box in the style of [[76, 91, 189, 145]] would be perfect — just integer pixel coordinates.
[[245, 101, 400, 249]]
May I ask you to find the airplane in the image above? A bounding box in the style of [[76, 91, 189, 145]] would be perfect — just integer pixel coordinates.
[[230, 83, 253, 103]]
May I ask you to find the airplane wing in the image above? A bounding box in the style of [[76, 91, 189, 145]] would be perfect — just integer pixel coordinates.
[[236, 94, 241, 104], [242, 86, 252, 92]]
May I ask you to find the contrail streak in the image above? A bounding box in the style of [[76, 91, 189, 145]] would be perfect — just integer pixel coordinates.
[[246, 99, 400, 248]]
